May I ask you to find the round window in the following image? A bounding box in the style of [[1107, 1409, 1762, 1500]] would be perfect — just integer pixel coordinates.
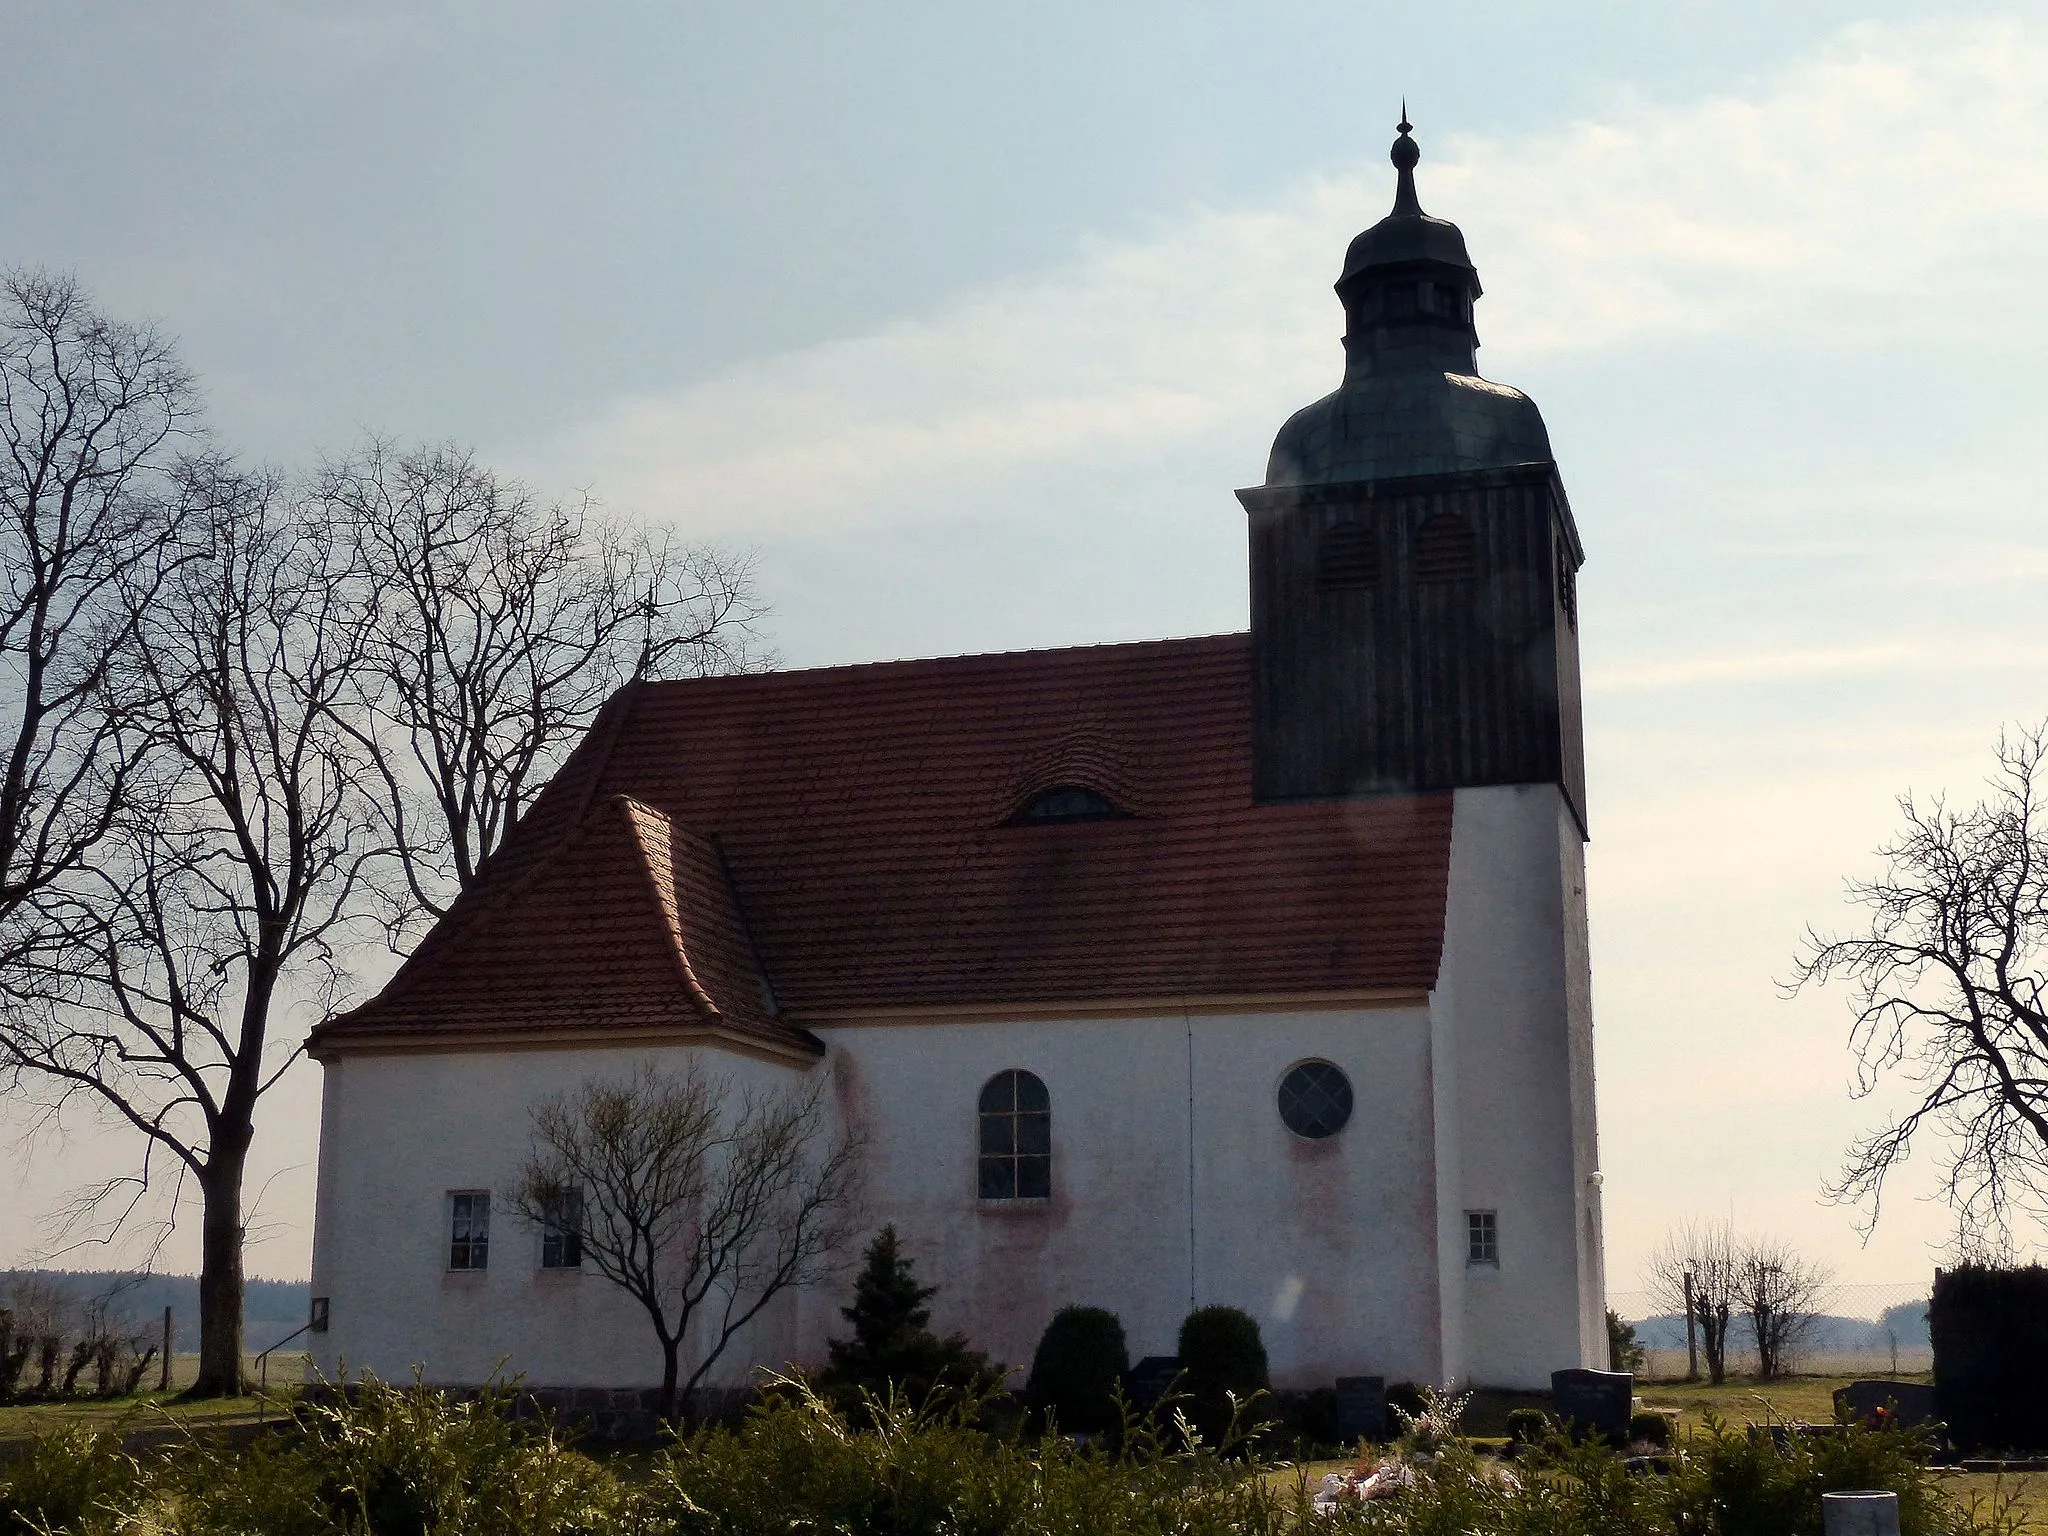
[[1277, 1060, 1353, 1139]]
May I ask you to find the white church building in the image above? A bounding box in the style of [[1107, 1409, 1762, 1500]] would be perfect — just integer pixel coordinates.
[[306, 120, 1605, 1402]]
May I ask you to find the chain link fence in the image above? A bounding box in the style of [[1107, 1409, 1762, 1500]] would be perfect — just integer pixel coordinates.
[[1608, 1281, 1931, 1379]]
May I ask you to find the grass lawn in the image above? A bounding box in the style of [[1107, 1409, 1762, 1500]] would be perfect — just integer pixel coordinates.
[[1632, 1370, 1930, 1431], [0, 1353, 307, 1454]]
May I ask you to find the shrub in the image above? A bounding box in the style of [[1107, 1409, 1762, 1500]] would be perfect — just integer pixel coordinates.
[[1291, 1385, 1340, 1449], [1175, 1306, 1270, 1451], [1025, 1306, 1129, 1435], [1506, 1405, 1550, 1446], [645, 1375, 1295, 1536], [1931, 1262, 2048, 1453], [1385, 1380, 1428, 1422], [0, 1429, 137, 1535], [821, 1227, 997, 1410], [1630, 1409, 1671, 1448]]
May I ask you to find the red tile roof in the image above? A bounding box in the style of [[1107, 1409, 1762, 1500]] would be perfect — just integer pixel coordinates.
[[312, 634, 1453, 1055]]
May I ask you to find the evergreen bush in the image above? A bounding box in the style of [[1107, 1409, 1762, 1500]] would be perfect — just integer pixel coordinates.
[[1506, 1405, 1551, 1447], [1024, 1306, 1129, 1435], [1175, 1305, 1270, 1449], [1931, 1262, 2048, 1453], [820, 1226, 996, 1408]]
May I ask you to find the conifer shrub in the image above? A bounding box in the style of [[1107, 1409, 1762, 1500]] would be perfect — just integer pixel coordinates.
[[819, 1226, 997, 1409], [1506, 1405, 1551, 1448], [0, 1429, 137, 1536], [1931, 1262, 2048, 1452], [1024, 1305, 1129, 1435], [1175, 1305, 1270, 1449]]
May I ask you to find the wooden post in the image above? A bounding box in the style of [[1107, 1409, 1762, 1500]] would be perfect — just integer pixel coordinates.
[[1683, 1271, 1699, 1382], [160, 1307, 173, 1393]]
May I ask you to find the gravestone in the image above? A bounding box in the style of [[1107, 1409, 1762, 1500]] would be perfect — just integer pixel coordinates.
[[1833, 1380, 1938, 1430], [1333, 1375, 1388, 1443], [1126, 1356, 1182, 1411], [1552, 1368, 1634, 1442]]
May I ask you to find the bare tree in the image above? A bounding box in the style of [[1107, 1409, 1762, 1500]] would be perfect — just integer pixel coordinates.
[[514, 1061, 859, 1420], [0, 270, 195, 951], [1792, 725, 2048, 1248], [1645, 1219, 1740, 1383], [4, 460, 385, 1395], [313, 440, 765, 932], [1733, 1238, 1832, 1380]]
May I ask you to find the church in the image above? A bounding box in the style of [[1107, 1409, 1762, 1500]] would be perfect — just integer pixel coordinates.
[[305, 119, 1604, 1401]]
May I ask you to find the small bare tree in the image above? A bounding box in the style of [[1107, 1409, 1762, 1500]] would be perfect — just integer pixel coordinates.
[[1792, 725, 2048, 1247], [1645, 1219, 1740, 1383], [5, 461, 385, 1395], [514, 1062, 859, 1420], [1733, 1238, 1832, 1380], [314, 439, 765, 932]]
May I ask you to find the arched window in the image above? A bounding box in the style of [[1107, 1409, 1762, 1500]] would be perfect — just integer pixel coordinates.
[[979, 1069, 1050, 1199], [1317, 521, 1379, 591], [1277, 1059, 1353, 1140], [1413, 512, 1478, 583], [1008, 786, 1126, 825]]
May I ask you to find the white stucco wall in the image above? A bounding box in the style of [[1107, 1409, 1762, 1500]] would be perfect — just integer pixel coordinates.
[[817, 1008, 1441, 1390], [1434, 783, 1603, 1388], [309, 1006, 1446, 1395], [307, 1045, 809, 1392]]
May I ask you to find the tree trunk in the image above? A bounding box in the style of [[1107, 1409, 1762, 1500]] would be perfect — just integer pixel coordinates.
[[659, 1336, 681, 1423], [191, 1155, 247, 1397]]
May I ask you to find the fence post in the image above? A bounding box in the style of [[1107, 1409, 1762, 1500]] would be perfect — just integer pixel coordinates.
[[1683, 1271, 1699, 1381], [160, 1307, 172, 1393]]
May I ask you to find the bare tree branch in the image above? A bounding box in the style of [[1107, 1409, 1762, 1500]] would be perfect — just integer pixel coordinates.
[[313, 439, 768, 937], [513, 1061, 859, 1419], [0, 269, 196, 952], [1791, 723, 2048, 1250]]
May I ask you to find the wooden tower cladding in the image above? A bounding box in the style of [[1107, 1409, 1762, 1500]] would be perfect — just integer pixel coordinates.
[[1240, 116, 1588, 828], [1238, 462, 1586, 827]]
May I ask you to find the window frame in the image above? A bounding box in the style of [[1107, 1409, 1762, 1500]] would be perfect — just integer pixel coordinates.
[[539, 1187, 584, 1271], [978, 1069, 1051, 1201], [1276, 1058, 1355, 1140], [447, 1189, 491, 1272], [1466, 1209, 1500, 1267]]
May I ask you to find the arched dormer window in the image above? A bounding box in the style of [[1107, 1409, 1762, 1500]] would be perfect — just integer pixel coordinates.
[[1007, 785, 1127, 825], [979, 1069, 1050, 1199], [1414, 511, 1478, 583], [1317, 521, 1380, 591]]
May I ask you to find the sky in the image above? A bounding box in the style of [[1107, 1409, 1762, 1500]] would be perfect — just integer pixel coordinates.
[[4, 0, 2048, 1305]]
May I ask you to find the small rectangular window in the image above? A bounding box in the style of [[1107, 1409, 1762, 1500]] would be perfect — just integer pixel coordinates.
[[540, 1189, 584, 1270], [1466, 1209, 1498, 1266], [448, 1190, 490, 1271]]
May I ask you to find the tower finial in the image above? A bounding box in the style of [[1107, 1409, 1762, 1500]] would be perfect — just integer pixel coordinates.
[[1390, 108, 1422, 216]]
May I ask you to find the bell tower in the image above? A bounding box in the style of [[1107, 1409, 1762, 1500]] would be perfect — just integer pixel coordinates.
[[1238, 116, 1586, 829]]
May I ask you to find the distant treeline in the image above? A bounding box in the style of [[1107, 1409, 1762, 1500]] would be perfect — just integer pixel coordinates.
[[1628, 1300, 1930, 1354], [0, 1271, 311, 1354]]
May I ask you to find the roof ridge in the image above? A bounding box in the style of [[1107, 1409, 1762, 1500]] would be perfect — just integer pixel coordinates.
[[637, 632, 1249, 690]]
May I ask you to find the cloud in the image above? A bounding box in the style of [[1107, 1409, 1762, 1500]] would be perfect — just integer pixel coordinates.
[[514, 16, 2048, 543]]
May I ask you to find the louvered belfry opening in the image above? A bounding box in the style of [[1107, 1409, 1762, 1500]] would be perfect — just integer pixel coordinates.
[[1413, 511, 1478, 583], [1316, 521, 1380, 591]]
